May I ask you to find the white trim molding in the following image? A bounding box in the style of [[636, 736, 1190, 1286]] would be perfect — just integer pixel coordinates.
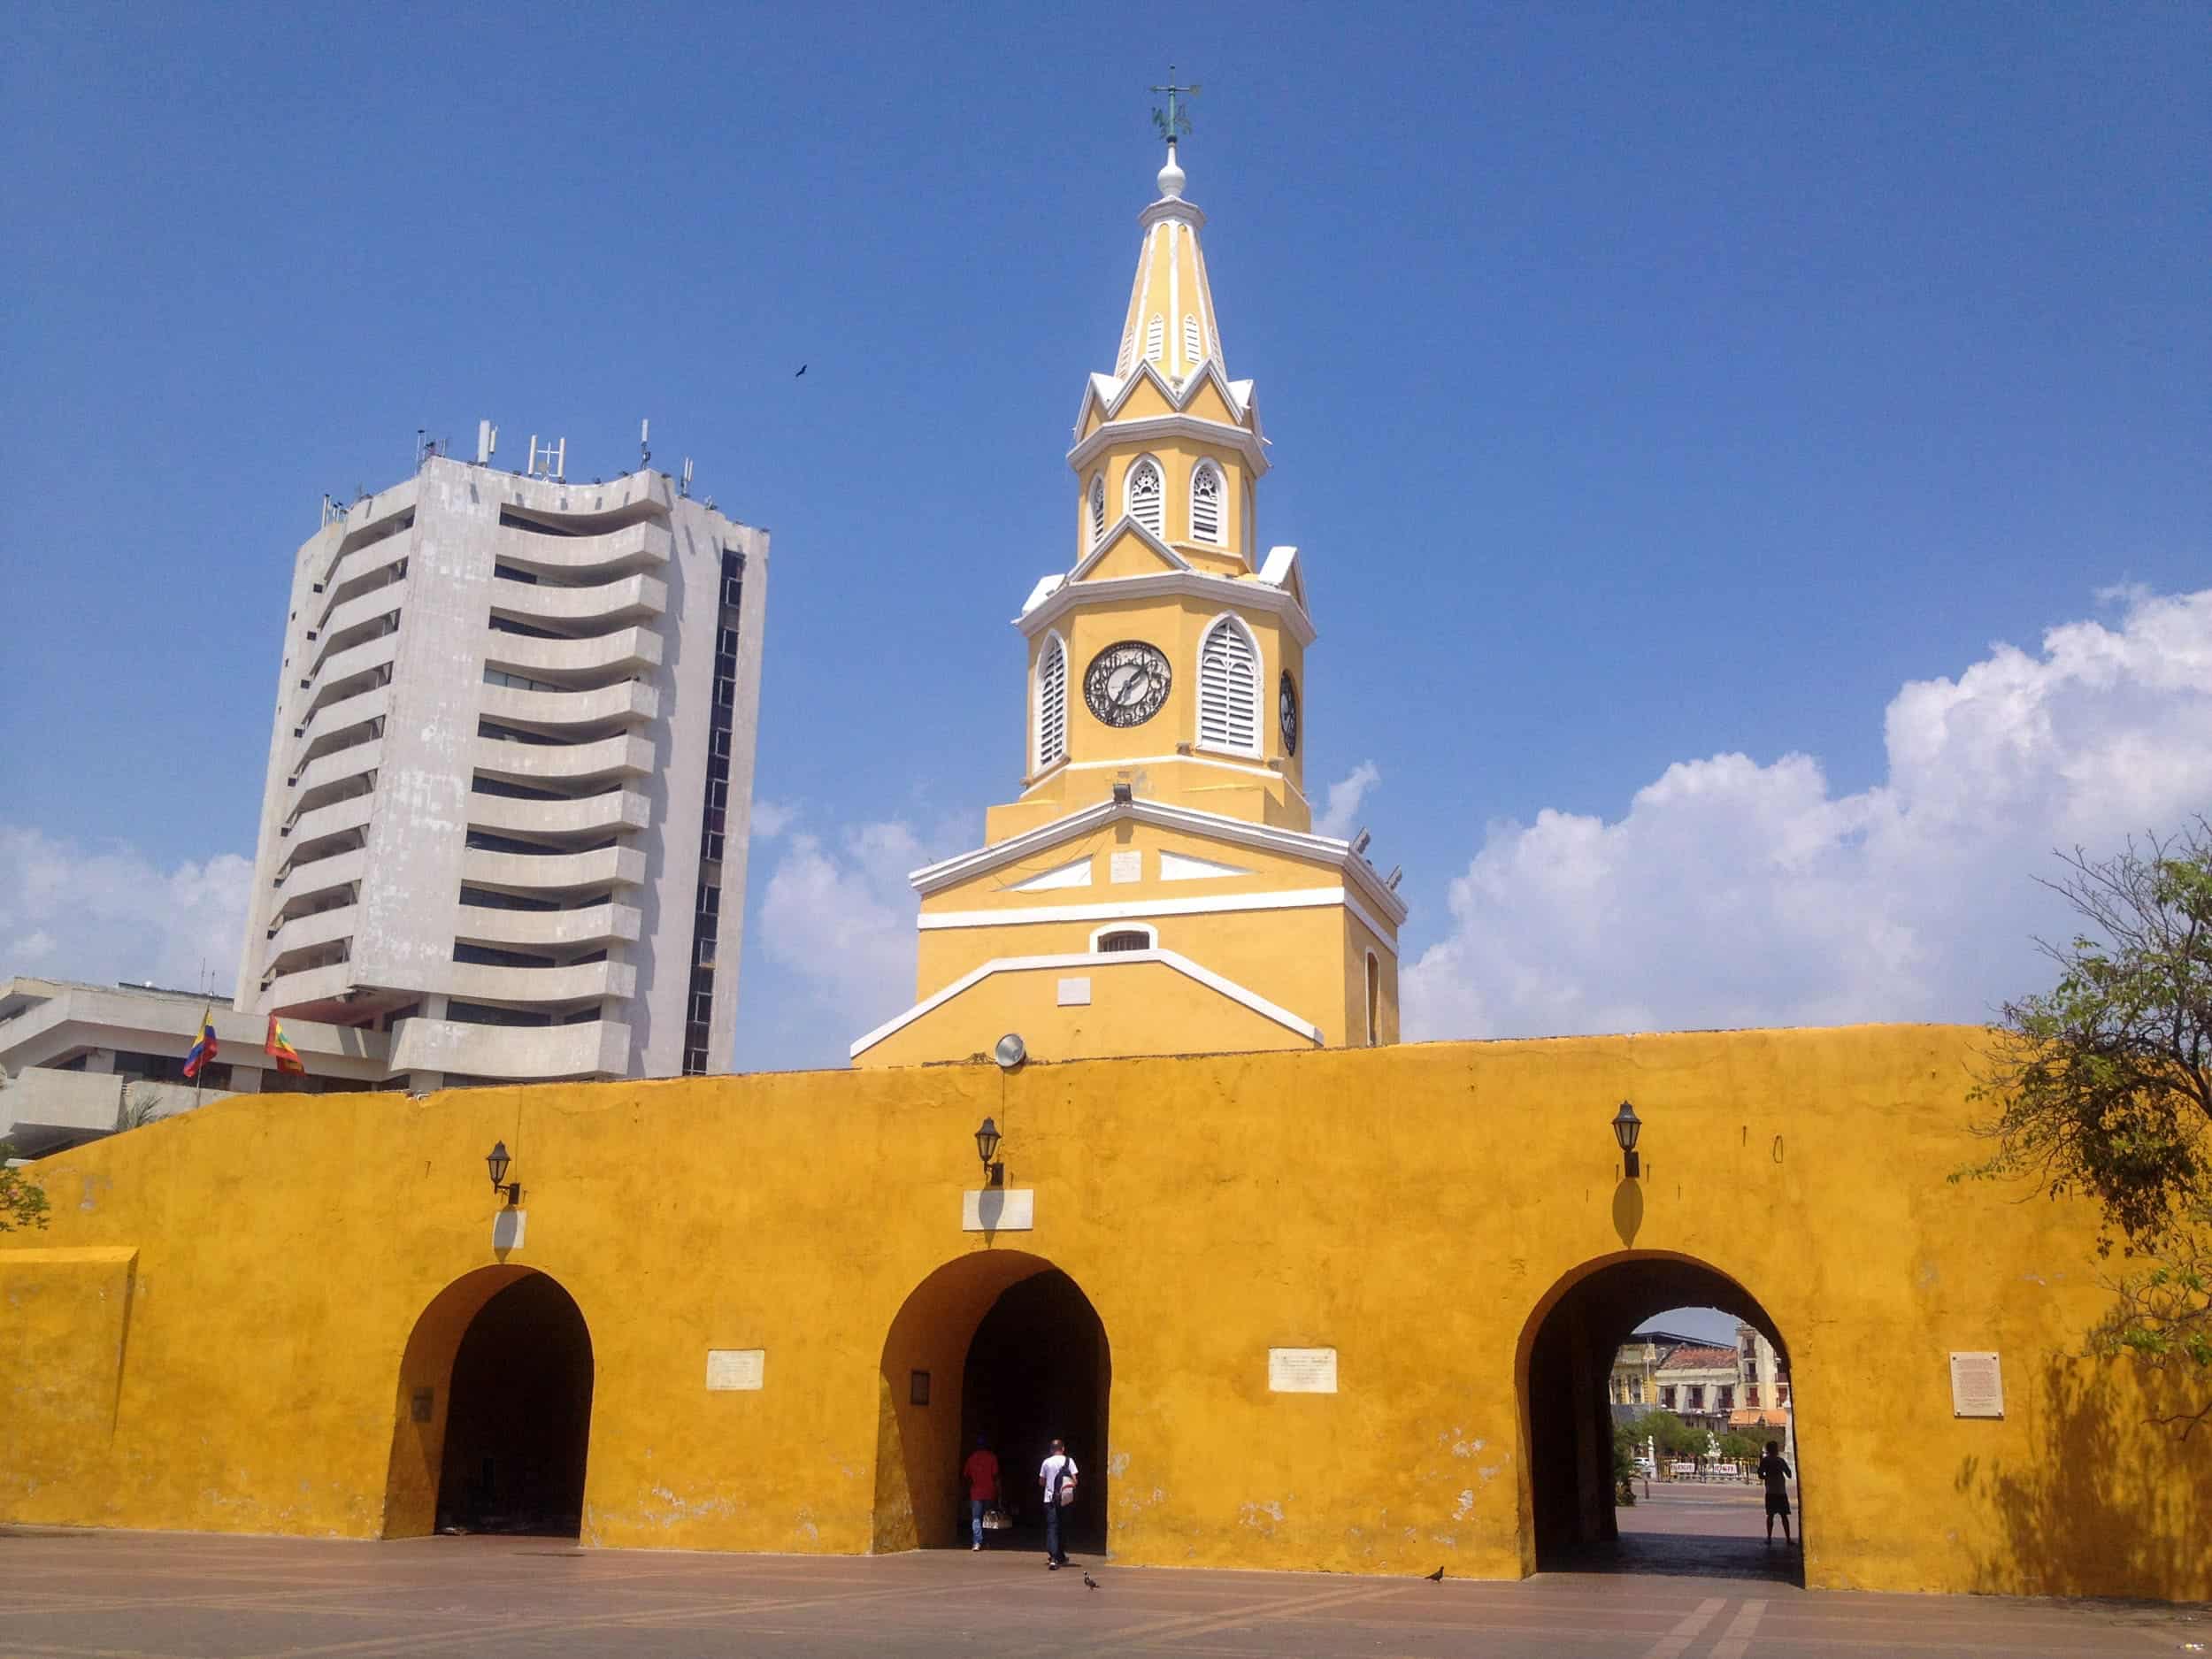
[[1067, 406, 1267, 481], [908, 794, 1409, 928], [1065, 513, 1191, 584], [1017, 568, 1317, 648], [849, 945, 1323, 1059], [918, 884, 1371, 937]]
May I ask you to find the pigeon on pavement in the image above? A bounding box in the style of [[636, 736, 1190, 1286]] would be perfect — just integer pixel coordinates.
[[1083, 1572, 1100, 1590], [1425, 1565, 1446, 1582]]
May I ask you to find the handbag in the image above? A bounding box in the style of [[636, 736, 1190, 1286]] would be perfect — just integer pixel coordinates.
[[981, 1506, 1010, 1530]]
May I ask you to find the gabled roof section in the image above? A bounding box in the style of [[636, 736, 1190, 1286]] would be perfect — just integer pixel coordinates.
[[909, 794, 1409, 928], [1071, 356, 1256, 445], [1013, 566, 1317, 647], [1257, 545, 1309, 613], [1067, 517, 1191, 583]]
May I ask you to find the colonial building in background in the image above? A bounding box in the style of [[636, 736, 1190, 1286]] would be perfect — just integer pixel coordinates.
[[852, 142, 1404, 1065], [234, 449, 769, 1087]]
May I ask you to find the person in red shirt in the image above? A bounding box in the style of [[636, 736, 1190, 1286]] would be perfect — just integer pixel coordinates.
[[962, 1436, 1000, 1551]]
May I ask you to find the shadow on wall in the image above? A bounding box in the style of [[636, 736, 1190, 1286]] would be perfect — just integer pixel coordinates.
[[1953, 1351, 2211, 1600]]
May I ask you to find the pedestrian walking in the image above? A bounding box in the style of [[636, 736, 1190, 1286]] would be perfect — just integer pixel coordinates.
[[1756, 1440, 1795, 1546], [1039, 1438, 1079, 1569], [962, 1436, 1000, 1551]]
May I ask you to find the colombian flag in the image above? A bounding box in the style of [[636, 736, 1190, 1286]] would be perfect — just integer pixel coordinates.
[[265, 1014, 306, 1076], [182, 1009, 219, 1079]]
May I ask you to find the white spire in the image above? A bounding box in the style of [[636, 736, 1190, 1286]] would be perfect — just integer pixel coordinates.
[[1157, 140, 1186, 201]]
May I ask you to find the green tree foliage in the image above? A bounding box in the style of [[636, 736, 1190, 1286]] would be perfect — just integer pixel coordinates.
[[1, 1143, 50, 1233], [1964, 818, 2212, 1436], [1624, 1408, 1701, 1459], [1717, 1431, 1763, 1463], [1609, 1422, 1640, 1504]]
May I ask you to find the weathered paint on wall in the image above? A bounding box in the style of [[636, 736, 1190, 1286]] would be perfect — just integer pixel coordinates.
[[2, 1025, 2204, 1600]]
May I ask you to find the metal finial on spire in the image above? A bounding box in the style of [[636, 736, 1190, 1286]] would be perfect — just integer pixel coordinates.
[[1150, 66, 1200, 146]]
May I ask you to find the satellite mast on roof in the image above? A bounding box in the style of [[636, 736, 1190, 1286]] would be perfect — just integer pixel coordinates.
[[640, 418, 651, 471]]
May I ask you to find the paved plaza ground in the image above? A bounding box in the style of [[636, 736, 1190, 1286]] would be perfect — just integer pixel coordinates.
[[3, 1493, 2202, 1657]]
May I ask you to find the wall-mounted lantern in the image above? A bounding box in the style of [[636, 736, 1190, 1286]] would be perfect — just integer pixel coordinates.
[[1611, 1102, 1643, 1179], [486, 1141, 523, 1207], [974, 1117, 1004, 1188]]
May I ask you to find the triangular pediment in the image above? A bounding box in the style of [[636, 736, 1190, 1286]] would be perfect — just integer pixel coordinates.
[[1004, 855, 1093, 893], [1258, 545, 1309, 613], [1073, 358, 1255, 438], [1070, 518, 1190, 583]]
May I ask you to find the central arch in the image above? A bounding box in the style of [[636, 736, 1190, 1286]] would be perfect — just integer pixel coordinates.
[[1516, 1250, 1801, 1585], [381, 1265, 595, 1539], [872, 1250, 1111, 1556]]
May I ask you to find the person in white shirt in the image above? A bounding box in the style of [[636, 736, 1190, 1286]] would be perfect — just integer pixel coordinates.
[[1038, 1439, 1078, 1568]]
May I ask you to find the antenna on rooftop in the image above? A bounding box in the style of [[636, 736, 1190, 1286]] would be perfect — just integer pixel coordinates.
[[476, 419, 498, 465], [415, 429, 444, 468], [640, 418, 651, 471], [526, 434, 566, 481], [680, 457, 694, 498]]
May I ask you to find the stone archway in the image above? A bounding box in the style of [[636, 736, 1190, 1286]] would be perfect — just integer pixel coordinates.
[[381, 1266, 595, 1540], [872, 1251, 1111, 1555], [1516, 1250, 1800, 1583]]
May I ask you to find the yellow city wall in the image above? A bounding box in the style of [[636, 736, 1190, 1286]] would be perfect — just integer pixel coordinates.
[[3, 1025, 2204, 1601]]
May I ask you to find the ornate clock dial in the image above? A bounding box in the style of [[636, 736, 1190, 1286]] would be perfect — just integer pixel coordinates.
[[1279, 671, 1300, 756], [1084, 641, 1171, 728]]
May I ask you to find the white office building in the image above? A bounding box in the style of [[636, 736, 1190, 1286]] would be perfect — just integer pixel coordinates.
[[234, 450, 768, 1087]]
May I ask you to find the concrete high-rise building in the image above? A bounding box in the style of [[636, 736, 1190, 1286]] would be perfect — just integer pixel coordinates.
[[234, 450, 768, 1087]]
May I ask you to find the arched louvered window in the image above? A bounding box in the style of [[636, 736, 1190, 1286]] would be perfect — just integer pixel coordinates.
[[1126, 458, 1164, 536], [1118, 329, 1134, 375], [1145, 313, 1164, 363], [1197, 615, 1260, 755], [1096, 928, 1152, 953], [1190, 462, 1224, 544], [1087, 473, 1106, 545], [1034, 634, 1067, 772], [1183, 313, 1202, 367]]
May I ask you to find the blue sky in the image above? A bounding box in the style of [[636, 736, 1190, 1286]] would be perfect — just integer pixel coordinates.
[[4, 3, 2208, 1081]]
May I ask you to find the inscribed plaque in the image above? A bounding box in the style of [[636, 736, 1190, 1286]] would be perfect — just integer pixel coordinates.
[[962, 1187, 1035, 1231], [706, 1348, 766, 1392], [1268, 1347, 1339, 1394], [1110, 850, 1142, 884], [1057, 977, 1092, 1006], [1949, 1351, 2003, 1417]]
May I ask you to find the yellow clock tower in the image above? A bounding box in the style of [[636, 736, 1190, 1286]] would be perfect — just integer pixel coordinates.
[[851, 137, 1404, 1065]]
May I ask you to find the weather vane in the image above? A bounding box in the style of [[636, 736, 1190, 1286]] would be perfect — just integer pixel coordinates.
[[1151, 66, 1200, 144]]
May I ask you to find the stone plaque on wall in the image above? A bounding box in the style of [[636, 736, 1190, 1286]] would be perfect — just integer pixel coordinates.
[[1268, 1347, 1339, 1394], [1949, 1351, 2003, 1417], [1110, 849, 1142, 884], [706, 1348, 765, 1392]]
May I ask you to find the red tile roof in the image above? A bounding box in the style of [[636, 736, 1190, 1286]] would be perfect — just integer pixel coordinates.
[[1656, 1344, 1740, 1371]]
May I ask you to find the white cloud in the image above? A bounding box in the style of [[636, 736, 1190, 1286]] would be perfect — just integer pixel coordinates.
[[0, 827, 252, 998], [749, 797, 797, 841], [1315, 761, 1382, 840], [1402, 588, 2212, 1041], [755, 818, 954, 1035]]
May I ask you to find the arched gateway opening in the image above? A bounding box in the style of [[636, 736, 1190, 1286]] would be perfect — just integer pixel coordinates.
[[381, 1266, 595, 1539], [873, 1251, 1110, 1557], [1519, 1252, 1801, 1586]]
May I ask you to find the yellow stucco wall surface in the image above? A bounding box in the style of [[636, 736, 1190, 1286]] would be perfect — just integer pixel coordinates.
[[2, 1024, 2203, 1600]]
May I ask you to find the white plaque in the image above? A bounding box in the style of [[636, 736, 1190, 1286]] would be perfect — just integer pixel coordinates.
[[1109, 849, 1142, 884], [1949, 1351, 2004, 1417], [491, 1210, 526, 1250], [1057, 977, 1092, 1006], [963, 1187, 1035, 1231], [706, 1348, 765, 1391], [1269, 1347, 1339, 1394]]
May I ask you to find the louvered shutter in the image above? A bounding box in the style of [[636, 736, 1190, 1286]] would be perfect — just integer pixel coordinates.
[[1190, 464, 1222, 543], [1198, 619, 1259, 753], [1036, 638, 1067, 769], [1146, 313, 1164, 363], [1088, 475, 1106, 544], [1127, 460, 1164, 536], [1183, 314, 1202, 368]]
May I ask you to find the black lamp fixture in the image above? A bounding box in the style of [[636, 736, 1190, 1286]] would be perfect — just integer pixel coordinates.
[[486, 1141, 523, 1207], [974, 1117, 1004, 1187], [1611, 1101, 1643, 1179]]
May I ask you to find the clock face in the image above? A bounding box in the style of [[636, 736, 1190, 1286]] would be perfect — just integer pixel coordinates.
[[1279, 671, 1300, 756], [1084, 641, 1171, 727]]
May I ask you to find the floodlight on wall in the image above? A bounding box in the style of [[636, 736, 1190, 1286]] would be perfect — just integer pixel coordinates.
[[994, 1033, 1027, 1070], [485, 1141, 523, 1207], [974, 1117, 1005, 1187], [1611, 1102, 1643, 1179]]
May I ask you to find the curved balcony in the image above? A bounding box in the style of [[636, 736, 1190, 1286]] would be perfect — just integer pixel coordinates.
[[296, 684, 388, 762], [263, 960, 355, 1009], [460, 844, 646, 895], [388, 1015, 632, 1080], [312, 587, 407, 666], [467, 788, 649, 841], [482, 625, 662, 682], [454, 901, 641, 953], [273, 849, 365, 910], [263, 902, 358, 964], [480, 679, 657, 733], [289, 739, 381, 813], [489, 572, 665, 631], [314, 543, 411, 634], [281, 795, 372, 861], [303, 633, 397, 718], [473, 731, 653, 787], [494, 518, 672, 580], [445, 958, 636, 1005]]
